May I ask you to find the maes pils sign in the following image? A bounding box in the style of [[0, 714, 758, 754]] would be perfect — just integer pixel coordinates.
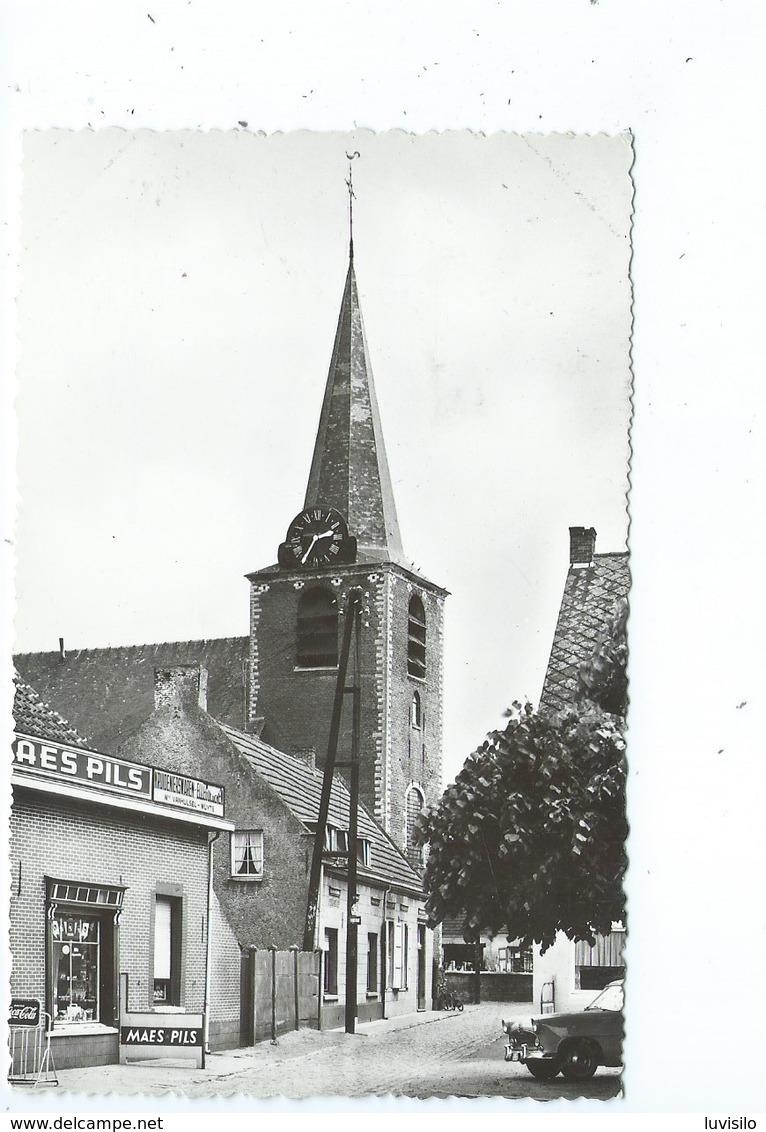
[[119, 1012, 205, 1068], [12, 736, 152, 799]]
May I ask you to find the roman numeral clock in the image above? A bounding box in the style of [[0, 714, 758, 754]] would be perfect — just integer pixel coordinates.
[[277, 506, 357, 569]]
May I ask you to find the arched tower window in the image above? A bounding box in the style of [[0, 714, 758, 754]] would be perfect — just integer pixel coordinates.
[[410, 691, 422, 728], [407, 594, 426, 679], [296, 586, 338, 668], [405, 784, 426, 865]]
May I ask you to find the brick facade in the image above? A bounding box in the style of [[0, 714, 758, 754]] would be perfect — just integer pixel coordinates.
[[9, 788, 213, 1067]]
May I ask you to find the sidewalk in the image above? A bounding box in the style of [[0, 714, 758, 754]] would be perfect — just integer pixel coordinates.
[[16, 1001, 535, 1099]]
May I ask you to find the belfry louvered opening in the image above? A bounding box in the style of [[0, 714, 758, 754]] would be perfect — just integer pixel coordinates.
[[297, 586, 338, 668], [407, 595, 426, 679]]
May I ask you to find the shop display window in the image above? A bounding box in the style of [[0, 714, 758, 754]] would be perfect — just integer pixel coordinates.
[[45, 876, 125, 1029], [52, 914, 100, 1024]]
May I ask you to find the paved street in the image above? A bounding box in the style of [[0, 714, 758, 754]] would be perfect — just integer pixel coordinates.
[[37, 1004, 621, 1101]]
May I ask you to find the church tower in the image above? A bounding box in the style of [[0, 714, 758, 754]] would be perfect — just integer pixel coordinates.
[[246, 237, 447, 860]]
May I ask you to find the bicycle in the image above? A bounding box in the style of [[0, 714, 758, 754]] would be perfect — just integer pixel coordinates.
[[436, 981, 464, 1011]]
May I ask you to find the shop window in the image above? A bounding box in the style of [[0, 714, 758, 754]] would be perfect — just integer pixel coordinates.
[[407, 595, 426, 679], [230, 830, 264, 878], [297, 587, 338, 668], [366, 933, 378, 993], [153, 895, 182, 1006], [51, 914, 101, 1024], [575, 928, 625, 991], [410, 691, 422, 728], [499, 944, 533, 974], [45, 876, 124, 1028], [324, 928, 338, 996]]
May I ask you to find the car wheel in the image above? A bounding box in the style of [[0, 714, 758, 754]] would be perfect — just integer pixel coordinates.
[[525, 1060, 560, 1080], [559, 1040, 599, 1081]]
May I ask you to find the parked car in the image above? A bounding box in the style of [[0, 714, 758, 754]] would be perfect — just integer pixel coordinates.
[[502, 979, 624, 1081]]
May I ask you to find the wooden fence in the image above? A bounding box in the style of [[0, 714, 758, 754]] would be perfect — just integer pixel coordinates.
[[242, 947, 321, 1044]]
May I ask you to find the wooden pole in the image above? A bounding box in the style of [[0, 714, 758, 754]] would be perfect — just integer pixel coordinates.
[[344, 596, 362, 1034], [303, 591, 360, 952]]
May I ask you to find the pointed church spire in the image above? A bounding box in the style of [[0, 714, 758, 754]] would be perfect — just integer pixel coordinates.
[[304, 175, 405, 566]]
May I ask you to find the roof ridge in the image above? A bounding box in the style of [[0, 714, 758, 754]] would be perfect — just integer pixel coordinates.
[[14, 635, 250, 659]]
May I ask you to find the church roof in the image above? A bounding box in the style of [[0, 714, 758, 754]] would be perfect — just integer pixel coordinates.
[[539, 551, 630, 712], [304, 257, 406, 567], [13, 637, 250, 752], [218, 721, 425, 895], [12, 672, 92, 747]]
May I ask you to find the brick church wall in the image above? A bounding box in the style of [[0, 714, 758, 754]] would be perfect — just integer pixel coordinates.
[[249, 563, 444, 856], [383, 571, 445, 851]]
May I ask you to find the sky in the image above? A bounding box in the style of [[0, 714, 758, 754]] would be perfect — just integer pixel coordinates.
[[14, 129, 632, 783]]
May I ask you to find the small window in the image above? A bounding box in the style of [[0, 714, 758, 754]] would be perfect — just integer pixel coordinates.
[[324, 825, 348, 854], [367, 933, 378, 992], [387, 920, 396, 988], [575, 929, 625, 991], [410, 691, 422, 728], [324, 928, 339, 996], [153, 895, 182, 1005], [231, 830, 264, 878], [297, 587, 338, 668], [407, 595, 426, 678], [401, 923, 409, 990], [357, 838, 372, 867]]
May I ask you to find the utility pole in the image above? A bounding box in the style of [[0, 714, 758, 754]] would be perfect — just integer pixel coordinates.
[[303, 591, 364, 1039], [343, 593, 362, 1033]]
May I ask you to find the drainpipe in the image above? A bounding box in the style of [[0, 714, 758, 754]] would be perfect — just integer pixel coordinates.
[[203, 830, 220, 1055]]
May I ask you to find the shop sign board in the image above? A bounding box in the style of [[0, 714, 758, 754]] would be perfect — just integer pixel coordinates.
[[119, 1012, 205, 1068], [12, 734, 225, 820], [152, 769, 224, 818], [9, 998, 41, 1027]]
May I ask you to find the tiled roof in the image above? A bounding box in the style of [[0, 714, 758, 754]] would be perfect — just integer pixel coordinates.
[[14, 638, 249, 752], [539, 552, 630, 711], [13, 673, 91, 747], [219, 722, 425, 895]]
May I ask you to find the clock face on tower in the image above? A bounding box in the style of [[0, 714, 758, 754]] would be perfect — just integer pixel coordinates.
[[278, 506, 357, 569]]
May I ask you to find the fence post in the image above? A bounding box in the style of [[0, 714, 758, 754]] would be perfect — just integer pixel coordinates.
[[317, 949, 323, 1031], [292, 947, 299, 1030], [270, 947, 277, 1043]]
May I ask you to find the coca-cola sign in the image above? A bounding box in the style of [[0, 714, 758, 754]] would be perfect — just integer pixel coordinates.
[[9, 998, 41, 1027]]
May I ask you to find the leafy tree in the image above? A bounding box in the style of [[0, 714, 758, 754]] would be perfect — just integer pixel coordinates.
[[417, 600, 627, 952]]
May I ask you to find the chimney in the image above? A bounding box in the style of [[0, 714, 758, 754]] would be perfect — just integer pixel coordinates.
[[59, 637, 66, 661], [293, 746, 317, 771], [569, 526, 597, 567], [154, 665, 208, 712]]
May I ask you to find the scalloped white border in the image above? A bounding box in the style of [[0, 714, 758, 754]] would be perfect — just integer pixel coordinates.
[[2, 0, 765, 1121]]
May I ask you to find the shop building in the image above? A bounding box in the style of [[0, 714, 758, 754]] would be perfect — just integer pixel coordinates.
[[9, 675, 233, 1069]]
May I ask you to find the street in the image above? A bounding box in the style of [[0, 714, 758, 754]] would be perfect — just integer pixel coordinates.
[[39, 1004, 622, 1101]]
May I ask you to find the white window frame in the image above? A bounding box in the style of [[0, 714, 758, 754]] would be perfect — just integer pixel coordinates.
[[230, 829, 264, 879]]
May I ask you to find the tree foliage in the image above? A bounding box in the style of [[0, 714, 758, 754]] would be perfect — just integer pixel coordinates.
[[417, 600, 628, 952]]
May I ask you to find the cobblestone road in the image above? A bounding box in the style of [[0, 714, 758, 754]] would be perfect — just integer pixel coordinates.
[[37, 1004, 621, 1102]]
